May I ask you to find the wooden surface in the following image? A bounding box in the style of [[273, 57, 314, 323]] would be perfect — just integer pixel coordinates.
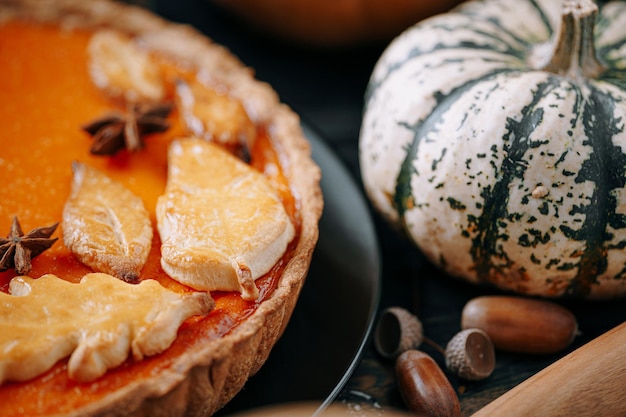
[[471, 322, 626, 417], [151, 2, 626, 415]]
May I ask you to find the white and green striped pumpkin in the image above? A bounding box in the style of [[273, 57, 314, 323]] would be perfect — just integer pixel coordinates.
[[359, 0, 626, 299]]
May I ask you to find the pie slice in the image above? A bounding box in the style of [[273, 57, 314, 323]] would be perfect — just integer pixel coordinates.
[[0, 1, 323, 416], [157, 137, 295, 301]]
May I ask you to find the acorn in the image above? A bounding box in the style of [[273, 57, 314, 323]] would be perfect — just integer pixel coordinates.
[[395, 350, 461, 417], [374, 306, 424, 359], [461, 296, 579, 354], [445, 328, 495, 381]]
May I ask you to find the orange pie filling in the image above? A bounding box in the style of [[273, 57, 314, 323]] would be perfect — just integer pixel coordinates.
[[0, 20, 300, 415]]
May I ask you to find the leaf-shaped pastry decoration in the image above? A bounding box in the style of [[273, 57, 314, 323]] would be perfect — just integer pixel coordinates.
[[175, 79, 256, 158], [63, 162, 153, 282], [87, 30, 165, 103], [156, 137, 295, 301], [0, 273, 213, 383]]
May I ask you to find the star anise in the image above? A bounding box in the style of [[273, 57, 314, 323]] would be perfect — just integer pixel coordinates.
[[0, 217, 59, 275], [82, 102, 173, 155]]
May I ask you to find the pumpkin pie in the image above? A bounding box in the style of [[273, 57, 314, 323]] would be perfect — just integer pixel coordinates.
[[0, 0, 323, 416]]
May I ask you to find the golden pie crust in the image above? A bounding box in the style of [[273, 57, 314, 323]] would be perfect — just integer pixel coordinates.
[[0, 0, 323, 415]]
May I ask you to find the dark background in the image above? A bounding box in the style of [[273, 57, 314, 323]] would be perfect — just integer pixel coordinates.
[[149, 1, 626, 415]]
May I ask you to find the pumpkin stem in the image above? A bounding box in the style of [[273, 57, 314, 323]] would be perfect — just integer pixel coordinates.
[[541, 0, 605, 79]]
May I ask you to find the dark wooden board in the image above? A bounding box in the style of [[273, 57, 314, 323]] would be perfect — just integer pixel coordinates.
[[151, 1, 626, 414]]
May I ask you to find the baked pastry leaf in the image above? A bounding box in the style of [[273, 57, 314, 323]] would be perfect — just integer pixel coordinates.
[[0, 273, 213, 384], [63, 162, 153, 283], [157, 137, 295, 300]]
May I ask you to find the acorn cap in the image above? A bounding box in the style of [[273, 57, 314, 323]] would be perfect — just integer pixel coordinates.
[[374, 306, 424, 359], [445, 328, 495, 381]]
